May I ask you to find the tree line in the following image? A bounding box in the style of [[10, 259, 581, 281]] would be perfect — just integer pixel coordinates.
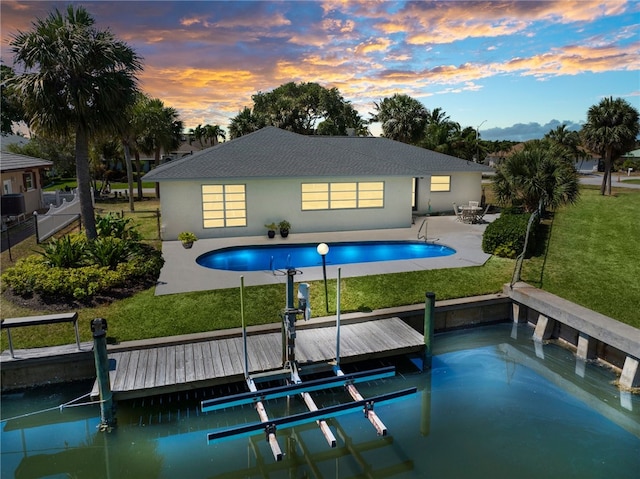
[[1, 5, 638, 240]]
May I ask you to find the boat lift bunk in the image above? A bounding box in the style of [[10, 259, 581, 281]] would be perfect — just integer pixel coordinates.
[[201, 268, 418, 461]]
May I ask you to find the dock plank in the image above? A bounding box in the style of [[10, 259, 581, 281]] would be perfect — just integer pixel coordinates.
[[134, 349, 149, 390], [209, 340, 225, 378], [201, 341, 215, 379], [111, 352, 129, 391], [193, 342, 207, 381], [218, 339, 235, 377], [175, 344, 186, 384], [184, 343, 196, 383], [166, 346, 176, 385], [228, 337, 247, 375], [123, 350, 140, 392], [144, 348, 158, 389], [155, 347, 167, 387]]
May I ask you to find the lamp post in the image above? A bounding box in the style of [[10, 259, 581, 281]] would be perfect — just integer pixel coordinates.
[[476, 120, 487, 163], [317, 243, 329, 313]]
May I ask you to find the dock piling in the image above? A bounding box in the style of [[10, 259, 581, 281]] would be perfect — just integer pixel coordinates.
[[424, 292, 436, 369], [91, 318, 115, 430]]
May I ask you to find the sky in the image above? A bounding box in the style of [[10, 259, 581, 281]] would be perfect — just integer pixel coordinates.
[[1, 0, 639, 141]]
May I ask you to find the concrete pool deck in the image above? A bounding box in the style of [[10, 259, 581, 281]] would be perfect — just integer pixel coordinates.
[[155, 213, 499, 295]]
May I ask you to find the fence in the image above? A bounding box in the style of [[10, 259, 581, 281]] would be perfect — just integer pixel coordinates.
[[1, 218, 36, 260], [116, 208, 162, 240], [35, 189, 83, 243], [42, 190, 78, 207]]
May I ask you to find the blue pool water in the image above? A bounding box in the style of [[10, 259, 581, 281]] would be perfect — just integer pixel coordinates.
[[196, 240, 456, 271]]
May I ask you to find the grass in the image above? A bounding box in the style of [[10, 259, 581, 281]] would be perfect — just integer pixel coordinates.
[[44, 179, 155, 191], [521, 186, 640, 329], [2, 185, 639, 349]]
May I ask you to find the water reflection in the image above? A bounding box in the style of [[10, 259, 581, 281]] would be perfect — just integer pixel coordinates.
[[2, 324, 639, 479]]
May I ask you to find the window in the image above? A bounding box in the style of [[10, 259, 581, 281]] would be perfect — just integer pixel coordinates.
[[302, 182, 384, 210], [430, 175, 450, 192], [23, 172, 34, 191], [202, 184, 246, 228]]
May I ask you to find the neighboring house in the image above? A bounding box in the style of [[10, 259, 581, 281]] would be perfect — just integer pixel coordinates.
[[143, 126, 492, 240], [1, 151, 53, 219], [135, 135, 224, 173]]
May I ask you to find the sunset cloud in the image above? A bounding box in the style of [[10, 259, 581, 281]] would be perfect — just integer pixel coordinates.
[[1, 0, 637, 140]]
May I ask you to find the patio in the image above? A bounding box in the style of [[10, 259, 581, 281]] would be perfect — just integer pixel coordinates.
[[155, 213, 498, 295]]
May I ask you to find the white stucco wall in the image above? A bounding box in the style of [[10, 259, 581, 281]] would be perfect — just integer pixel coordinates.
[[159, 176, 413, 240], [415, 172, 484, 215]]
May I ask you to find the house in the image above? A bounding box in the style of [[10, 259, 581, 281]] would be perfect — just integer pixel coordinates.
[[143, 126, 492, 240], [1, 151, 53, 221]]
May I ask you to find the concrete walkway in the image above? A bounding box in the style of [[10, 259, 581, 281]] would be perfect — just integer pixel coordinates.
[[155, 213, 499, 295]]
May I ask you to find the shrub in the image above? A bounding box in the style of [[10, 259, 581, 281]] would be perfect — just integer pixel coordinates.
[[95, 213, 141, 241], [482, 212, 539, 258], [39, 234, 87, 268], [86, 236, 132, 270], [2, 234, 164, 302]]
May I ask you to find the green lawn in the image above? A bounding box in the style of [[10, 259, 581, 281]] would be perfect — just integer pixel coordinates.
[[44, 179, 155, 191], [2, 185, 639, 349], [521, 186, 640, 329]]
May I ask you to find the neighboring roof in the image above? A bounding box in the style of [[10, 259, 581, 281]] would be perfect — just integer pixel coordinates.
[[0, 151, 53, 172], [143, 126, 492, 181], [622, 149, 640, 158], [0, 133, 29, 151]]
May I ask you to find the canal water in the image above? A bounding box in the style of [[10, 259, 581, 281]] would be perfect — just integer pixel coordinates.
[[2, 323, 639, 478]]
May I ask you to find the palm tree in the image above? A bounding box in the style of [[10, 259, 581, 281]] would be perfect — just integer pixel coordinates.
[[422, 108, 461, 155], [189, 124, 205, 146], [581, 97, 640, 196], [9, 5, 142, 239], [371, 94, 429, 144], [203, 124, 226, 145], [229, 107, 264, 139], [136, 97, 183, 198], [545, 124, 588, 167], [492, 140, 580, 213]]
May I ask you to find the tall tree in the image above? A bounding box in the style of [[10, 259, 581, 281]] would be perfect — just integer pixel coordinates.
[[228, 107, 265, 139], [492, 140, 580, 213], [136, 97, 183, 198], [422, 107, 461, 154], [9, 5, 141, 239], [232, 82, 364, 136], [1, 64, 24, 134], [189, 124, 205, 146], [371, 94, 429, 144], [581, 97, 640, 195], [203, 124, 226, 145], [545, 124, 587, 166]]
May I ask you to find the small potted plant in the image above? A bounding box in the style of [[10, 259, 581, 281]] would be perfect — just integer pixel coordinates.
[[178, 231, 198, 249], [278, 220, 291, 238], [264, 222, 277, 239]]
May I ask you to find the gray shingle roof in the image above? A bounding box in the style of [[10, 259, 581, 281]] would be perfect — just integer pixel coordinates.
[[0, 152, 53, 172], [143, 126, 492, 181]]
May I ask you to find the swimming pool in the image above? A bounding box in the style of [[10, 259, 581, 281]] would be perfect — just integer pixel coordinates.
[[196, 240, 456, 271]]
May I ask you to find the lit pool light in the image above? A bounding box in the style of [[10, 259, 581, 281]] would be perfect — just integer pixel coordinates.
[[196, 241, 456, 271]]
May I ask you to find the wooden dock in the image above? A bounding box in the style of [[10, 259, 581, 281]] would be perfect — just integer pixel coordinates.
[[101, 317, 424, 400]]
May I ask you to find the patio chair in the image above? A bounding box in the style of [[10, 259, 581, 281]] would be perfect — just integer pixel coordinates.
[[452, 203, 463, 222], [475, 204, 490, 223], [468, 200, 479, 208]]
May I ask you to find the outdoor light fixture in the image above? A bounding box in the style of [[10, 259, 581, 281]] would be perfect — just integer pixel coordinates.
[[317, 243, 329, 313]]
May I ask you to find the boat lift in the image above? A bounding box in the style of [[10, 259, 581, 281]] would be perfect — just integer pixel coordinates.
[[201, 268, 417, 461]]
